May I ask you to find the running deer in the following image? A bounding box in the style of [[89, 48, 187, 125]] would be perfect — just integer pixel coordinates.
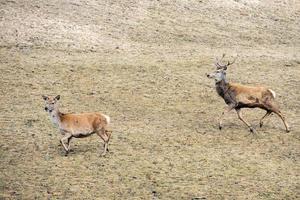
[[42, 95, 111, 156], [206, 54, 290, 133]]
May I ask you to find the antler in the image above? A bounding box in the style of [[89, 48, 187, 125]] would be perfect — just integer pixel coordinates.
[[215, 54, 225, 69], [215, 54, 237, 69], [226, 56, 237, 66]]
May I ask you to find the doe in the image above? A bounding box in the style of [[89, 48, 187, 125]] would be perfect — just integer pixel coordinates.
[[42, 95, 111, 156], [206, 54, 290, 133]]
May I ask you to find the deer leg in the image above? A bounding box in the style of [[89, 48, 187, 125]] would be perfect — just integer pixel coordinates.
[[67, 136, 73, 151], [105, 130, 112, 152], [236, 109, 256, 133], [259, 111, 272, 127], [219, 105, 234, 130], [265, 101, 290, 132], [273, 110, 290, 133], [60, 133, 72, 155], [97, 128, 109, 156]]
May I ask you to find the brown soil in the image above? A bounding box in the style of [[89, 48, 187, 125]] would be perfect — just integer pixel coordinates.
[[0, 0, 299, 199]]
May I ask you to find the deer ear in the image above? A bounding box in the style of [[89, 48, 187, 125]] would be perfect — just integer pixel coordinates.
[[42, 95, 49, 101], [54, 95, 60, 101]]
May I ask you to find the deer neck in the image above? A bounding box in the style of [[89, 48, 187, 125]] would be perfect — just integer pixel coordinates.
[[215, 79, 237, 105], [215, 79, 230, 99], [49, 108, 62, 127]]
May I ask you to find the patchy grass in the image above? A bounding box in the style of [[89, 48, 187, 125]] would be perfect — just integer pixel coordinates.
[[0, 0, 299, 199]]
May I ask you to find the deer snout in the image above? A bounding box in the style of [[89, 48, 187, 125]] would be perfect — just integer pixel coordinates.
[[45, 107, 48, 111], [206, 73, 213, 78]]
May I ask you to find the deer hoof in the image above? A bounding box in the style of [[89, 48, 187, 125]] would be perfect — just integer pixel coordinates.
[[250, 127, 256, 133], [259, 122, 263, 128], [286, 129, 290, 133]]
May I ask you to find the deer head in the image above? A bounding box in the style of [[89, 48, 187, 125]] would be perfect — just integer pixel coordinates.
[[206, 54, 237, 83], [42, 95, 60, 113]]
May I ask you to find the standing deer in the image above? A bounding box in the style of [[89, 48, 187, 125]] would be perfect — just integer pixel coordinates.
[[42, 95, 111, 156], [206, 54, 290, 133]]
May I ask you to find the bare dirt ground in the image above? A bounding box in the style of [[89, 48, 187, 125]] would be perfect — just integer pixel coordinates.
[[0, 0, 300, 199]]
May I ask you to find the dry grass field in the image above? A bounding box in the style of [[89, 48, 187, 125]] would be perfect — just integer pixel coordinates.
[[0, 0, 300, 199]]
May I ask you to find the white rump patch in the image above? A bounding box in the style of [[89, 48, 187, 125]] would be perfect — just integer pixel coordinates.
[[103, 114, 110, 124], [268, 89, 276, 98]]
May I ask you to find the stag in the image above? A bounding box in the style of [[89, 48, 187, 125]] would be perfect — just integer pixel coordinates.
[[206, 54, 290, 133]]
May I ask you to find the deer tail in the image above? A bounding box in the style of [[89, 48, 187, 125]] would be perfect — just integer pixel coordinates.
[[268, 89, 276, 99], [103, 114, 110, 125]]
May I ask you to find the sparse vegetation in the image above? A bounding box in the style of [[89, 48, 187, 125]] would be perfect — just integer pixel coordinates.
[[0, 0, 299, 199]]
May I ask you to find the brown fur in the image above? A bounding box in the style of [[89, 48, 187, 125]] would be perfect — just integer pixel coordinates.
[[229, 83, 274, 108], [217, 81, 289, 133], [43, 95, 111, 156], [208, 55, 290, 133]]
